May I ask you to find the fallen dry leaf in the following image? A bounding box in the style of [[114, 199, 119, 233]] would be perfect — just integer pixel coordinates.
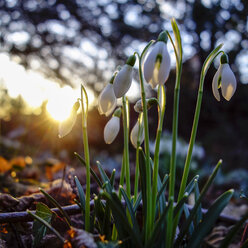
[[0, 157, 12, 173]]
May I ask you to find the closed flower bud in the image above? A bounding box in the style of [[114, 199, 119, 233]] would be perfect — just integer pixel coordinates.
[[98, 83, 117, 116], [130, 117, 144, 148], [113, 55, 136, 98], [58, 101, 79, 138], [212, 54, 237, 101], [134, 98, 158, 113], [143, 33, 171, 89], [104, 116, 120, 144]]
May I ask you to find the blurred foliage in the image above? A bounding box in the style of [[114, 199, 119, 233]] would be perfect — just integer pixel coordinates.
[[0, 0, 247, 89], [0, 0, 248, 171]]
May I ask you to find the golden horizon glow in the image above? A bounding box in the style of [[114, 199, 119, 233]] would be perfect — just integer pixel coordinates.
[[0, 53, 96, 122]]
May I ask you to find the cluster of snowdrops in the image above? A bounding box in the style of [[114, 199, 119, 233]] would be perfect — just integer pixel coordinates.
[[54, 19, 241, 248]]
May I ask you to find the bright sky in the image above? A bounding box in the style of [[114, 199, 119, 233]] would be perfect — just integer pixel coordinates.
[[0, 53, 95, 122]]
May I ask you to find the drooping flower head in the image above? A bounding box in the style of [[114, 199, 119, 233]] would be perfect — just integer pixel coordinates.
[[104, 108, 122, 144], [212, 53, 237, 101], [113, 55, 136, 98], [58, 101, 80, 138], [143, 31, 171, 89], [98, 75, 117, 117], [134, 98, 158, 113], [130, 114, 144, 149]]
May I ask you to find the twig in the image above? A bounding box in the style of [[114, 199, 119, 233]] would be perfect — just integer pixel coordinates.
[[0, 201, 244, 225]]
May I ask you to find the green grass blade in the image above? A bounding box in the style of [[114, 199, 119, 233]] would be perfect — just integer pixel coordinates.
[[146, 198, 173, 248], [96, 161, 112, 193], [74, 152, 102, 187], [120, 187, 141, 236], [27, 210, 65, 244], [39, 188, 71, 227], [110, 169, 116, 187], [32, 203, 54, 248], [184, 175, 199, 195], [74, 176, 86, 212], [94, 195, 105, 234], [183, 204, 194, 235], [187, 189, 234, 248], [133, 193, 142, 212], [101, 191, 143, 248], [173, 193, 189, 218], [194, 179, 202, 225], [175, 159, 222, 247]]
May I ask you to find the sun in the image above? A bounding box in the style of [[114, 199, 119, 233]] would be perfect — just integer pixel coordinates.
[[46, 85, 95, 122]]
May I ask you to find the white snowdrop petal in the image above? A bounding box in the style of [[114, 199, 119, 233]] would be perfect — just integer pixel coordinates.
[[158, 45, 171, 85], [104, 116, 120, 144], [130, 120, 144, 148], [113, 65, 133, 98], [98, 84, 117, 116], [221, 64, 237, 101], [212, 65, 222, 101], [58, 109, 77, 138], [143, 42, 161, 84]]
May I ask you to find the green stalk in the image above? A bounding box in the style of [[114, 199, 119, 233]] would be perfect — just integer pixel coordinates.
[[134, 113, 143, 202], [80, 85, 91, 232], [134, 142, 140, 202], [136, 52, 152, 241], [151, 85, 166, 223], [173, 44, 224, 239], [177, 46, 224, 202], [166, 19, 183, 248], [166, 67, 182, 248], [122, 96, 131, 198], [113, 153, 126, 240]]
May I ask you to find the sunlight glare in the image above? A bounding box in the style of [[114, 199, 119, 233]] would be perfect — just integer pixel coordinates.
[[0, 53, 96, 121]]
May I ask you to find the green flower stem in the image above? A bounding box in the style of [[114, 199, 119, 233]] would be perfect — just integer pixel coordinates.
[[172, 46, 224, 239], [136, 52, 152, 241], [80, 85, 91, 232], [118, 154, 126, 198], [177, 46, 224, 202], [151, 85, 166, 223], [134, 143, 140, 202], [134, 113, 143, 202], [166, 19, 183, 248], [166, 73, 181, 248], [122, 96, 131, 198]]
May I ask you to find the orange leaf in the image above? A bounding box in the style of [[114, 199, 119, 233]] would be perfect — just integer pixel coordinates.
[[10, 156, 26, 168], [0, 156, 12, 173]]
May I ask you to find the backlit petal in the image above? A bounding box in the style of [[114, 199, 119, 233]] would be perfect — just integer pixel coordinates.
[[58, 108, 77, 138], [143, 42, 161, 85], [158, 44, 171, 85], [98, 84, 117, 116], [221, 64, 237, 101], [212, 65, 222, 101], [104, 116, 120, 144], [113, 64, 133, 98], [130, 119, 144, 148]]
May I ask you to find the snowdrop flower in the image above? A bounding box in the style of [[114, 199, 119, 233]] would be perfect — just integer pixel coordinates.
[[134, 98, 157, 113], [143, 31, 171, 89], [98, 76, 117, 116], [212, 53, 237, 101], [58, 101, 80, 138], [113, 55, 136, 98], [104, 108, 121, 144], [130, 115, 144, 148]]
